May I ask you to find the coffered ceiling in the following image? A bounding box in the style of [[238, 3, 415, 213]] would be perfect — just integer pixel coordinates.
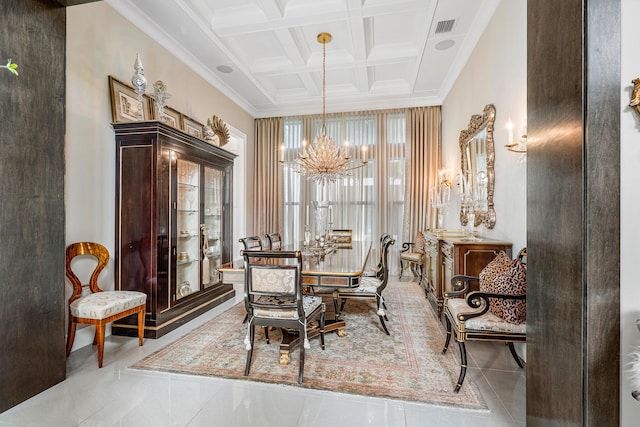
[[106, 0, 499, 118]]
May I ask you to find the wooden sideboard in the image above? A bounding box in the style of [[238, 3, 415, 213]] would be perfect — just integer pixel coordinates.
[[422, 230, 512, 318]]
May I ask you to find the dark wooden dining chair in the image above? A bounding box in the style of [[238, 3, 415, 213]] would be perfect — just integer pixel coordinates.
[[363, 232, 390, 277], [266, 232, 282, 250], [243, 250, 326, 384], [334, 236, 395, 334], [239, 236, 262, 254], [65, 242, 147, 367]]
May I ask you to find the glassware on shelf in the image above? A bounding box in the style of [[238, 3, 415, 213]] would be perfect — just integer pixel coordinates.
[[179, 281, 191, 297]]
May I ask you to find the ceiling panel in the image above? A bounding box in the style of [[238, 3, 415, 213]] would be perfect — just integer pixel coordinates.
[[105, 0, 499, 117]]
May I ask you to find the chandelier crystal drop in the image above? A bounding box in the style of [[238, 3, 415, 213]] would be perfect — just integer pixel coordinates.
[[281, 32, 367, 186]]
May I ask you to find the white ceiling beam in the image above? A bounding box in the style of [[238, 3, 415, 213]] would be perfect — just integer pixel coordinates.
[[346, 0, 370, 92], [408, 0, 439, 93], [272, 27, 318, 95]]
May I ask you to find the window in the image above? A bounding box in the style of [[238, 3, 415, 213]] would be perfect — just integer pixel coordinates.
[[282, 110, 406, 267]]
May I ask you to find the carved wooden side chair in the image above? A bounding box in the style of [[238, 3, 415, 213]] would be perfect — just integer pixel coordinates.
[[65, 242, 146, 368]]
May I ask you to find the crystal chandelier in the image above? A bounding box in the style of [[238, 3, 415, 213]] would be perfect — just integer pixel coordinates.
[[280, 32, 367, 186]]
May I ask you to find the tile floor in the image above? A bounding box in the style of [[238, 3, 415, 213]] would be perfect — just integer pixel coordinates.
[[0, 281, 525, 426]]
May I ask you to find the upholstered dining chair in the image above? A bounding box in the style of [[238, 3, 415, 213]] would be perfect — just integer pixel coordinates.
[[65, 242, 147, 368], [334, 236, 395, 335], [266, 232, 282, 250], [398, 231, 425, 280], [239, 236, 262, 254], [442, 248, 527, 392], [243, 250, 326, 384]]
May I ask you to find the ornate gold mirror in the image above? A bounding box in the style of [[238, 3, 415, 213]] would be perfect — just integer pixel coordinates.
[[459, 104, 496, 229]]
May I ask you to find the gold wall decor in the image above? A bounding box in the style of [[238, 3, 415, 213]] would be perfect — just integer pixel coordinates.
[[630, 78, 640, 118], [204, 115, 230, 147]]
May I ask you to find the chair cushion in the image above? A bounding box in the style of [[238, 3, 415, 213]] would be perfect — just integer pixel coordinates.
[[399, 252, 423, 263], [252, 295, 322, 319], [446, 298, 526, 334], [479, 251, 527, 324], [70, 291, 146, 320], [338, 276, 381, 294]]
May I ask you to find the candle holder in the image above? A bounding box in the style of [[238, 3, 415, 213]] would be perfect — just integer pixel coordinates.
[[430, 181, 451, 230]]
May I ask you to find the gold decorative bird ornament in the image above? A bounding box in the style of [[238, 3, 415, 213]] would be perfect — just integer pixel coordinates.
[[629, 78, 640, 117]]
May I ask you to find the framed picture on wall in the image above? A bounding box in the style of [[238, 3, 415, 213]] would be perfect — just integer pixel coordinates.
[[108, 75, 152, 122], [153, 104, 181, 129], [181, 115, 204, 139]]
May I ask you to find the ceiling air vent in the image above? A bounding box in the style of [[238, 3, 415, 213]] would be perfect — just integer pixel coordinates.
[[435, 19, 455, 34]]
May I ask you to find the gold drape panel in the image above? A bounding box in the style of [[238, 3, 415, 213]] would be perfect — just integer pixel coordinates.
[[403, 106, 441, 243], [253, 117, 284, 237]]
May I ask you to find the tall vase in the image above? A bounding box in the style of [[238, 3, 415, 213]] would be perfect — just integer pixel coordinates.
[[311, 200, 329, 239]]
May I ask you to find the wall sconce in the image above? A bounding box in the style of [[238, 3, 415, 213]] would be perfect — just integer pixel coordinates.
[[438, 167, 452, 187], [505, 118, 527, 153]]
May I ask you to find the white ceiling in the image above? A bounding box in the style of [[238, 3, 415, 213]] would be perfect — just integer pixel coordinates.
[[106, 0, 499, 118]]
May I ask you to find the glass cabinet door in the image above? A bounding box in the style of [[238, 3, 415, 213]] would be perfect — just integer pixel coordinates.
[[203, 166, 223, 287], [176, 158, 200, 300]]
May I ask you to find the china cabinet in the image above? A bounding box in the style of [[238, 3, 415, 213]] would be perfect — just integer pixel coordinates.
[[422, 230, 511, 318], [112, 121, 236, 338]]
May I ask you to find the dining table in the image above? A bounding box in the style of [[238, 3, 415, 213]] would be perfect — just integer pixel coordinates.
[[218, 240, 372, 364]]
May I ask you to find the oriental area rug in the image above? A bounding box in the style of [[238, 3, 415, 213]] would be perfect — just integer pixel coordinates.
[[130, 281, 488, 410]]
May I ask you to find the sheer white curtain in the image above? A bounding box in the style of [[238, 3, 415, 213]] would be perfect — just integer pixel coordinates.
[[282, 110, 406, 271]]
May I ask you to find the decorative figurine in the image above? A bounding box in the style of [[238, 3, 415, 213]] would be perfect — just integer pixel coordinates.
[[203, 115, 230, 147], [131, 54, 147, 121], [150, 80, 171, 123]]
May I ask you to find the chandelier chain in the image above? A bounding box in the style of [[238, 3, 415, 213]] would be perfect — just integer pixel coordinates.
[[280, 32, 367, 186], [322, 36, 326, 134]]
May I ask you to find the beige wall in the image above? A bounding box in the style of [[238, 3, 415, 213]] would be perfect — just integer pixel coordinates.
[[441, 0, 527, 253], [65, 2, 255, 349]]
